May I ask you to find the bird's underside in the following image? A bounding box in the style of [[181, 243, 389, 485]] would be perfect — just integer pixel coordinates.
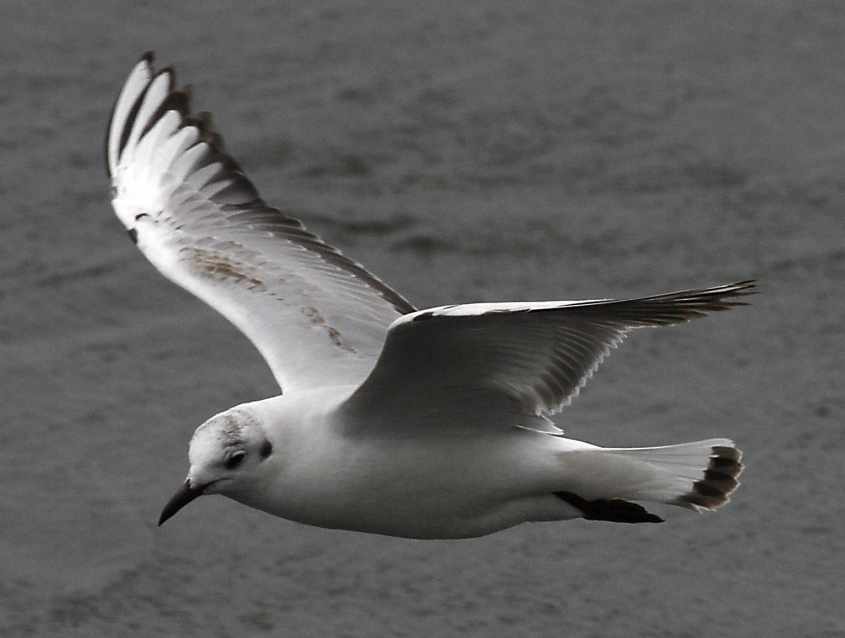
[[107, 53, 753, 536]]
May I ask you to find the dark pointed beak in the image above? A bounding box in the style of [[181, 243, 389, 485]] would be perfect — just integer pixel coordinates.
[[158, 479, 205, 526]]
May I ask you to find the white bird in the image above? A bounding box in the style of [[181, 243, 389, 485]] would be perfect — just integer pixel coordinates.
[[107, 53, 750, 539]]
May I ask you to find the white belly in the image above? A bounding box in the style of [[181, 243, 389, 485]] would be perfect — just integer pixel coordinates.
[[233, 427, 583, 539]]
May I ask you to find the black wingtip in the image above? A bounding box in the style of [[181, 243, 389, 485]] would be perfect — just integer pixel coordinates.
[[723, 279, 757, 296], [152, 65, 176, 88]]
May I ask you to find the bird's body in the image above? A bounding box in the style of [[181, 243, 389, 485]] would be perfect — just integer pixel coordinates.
[[107, 54, 749, 539], [217, 389, 586, 539]]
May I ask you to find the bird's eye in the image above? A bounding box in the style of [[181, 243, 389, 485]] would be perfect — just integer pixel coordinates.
[[225, 451, 246, 470]]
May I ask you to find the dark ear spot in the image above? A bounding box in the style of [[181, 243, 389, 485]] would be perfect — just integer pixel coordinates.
[[260, 439, 273, 459]]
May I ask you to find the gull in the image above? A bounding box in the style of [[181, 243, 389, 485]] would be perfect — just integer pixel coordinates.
[[107, 53, 751, 539]]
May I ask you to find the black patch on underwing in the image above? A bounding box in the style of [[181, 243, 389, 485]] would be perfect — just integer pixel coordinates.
[[127, 228, 138, 244], [555, 491, 664, 524]]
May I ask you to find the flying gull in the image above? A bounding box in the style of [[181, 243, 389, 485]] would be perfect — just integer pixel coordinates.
[[107, 53, 750, 539]]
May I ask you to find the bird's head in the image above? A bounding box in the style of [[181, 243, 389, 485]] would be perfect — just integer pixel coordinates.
[[158, 407, 273, 525]]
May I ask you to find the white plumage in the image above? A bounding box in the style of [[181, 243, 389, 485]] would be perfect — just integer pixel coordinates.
[[108, 54, 750, 539]]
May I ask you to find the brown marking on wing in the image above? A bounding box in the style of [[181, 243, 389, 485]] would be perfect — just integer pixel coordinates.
[[187, 248, 266, 291], [302, 306, 356, 353]]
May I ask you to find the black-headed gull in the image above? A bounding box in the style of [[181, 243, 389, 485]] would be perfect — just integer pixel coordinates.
[[107, 53, 750, 539]]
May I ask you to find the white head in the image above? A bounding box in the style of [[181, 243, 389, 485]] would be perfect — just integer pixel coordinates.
[[158, 407, 274, 525]]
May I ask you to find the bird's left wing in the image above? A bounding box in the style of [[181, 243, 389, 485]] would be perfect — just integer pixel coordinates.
[[106, 54, 414, 392], [338, 281, 754, 433]]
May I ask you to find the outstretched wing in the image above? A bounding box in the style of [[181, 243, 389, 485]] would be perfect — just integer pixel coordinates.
[[339, 281, 755, 432], [106, 53, 414, 392]]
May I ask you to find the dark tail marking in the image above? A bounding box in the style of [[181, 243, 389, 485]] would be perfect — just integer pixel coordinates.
[[555, 491, 664, 524], [672, 445, 744, 510]]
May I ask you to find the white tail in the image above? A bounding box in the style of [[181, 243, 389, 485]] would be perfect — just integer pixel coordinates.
[[601, 438, 743, 511], [556, 438, 743, 513]]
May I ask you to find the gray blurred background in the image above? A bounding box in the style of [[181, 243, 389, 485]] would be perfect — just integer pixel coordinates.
[[1, 1, 842, 636]]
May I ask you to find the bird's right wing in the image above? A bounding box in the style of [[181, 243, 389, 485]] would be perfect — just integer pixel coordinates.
[[106, 54, 415, 393], [339, 281, 755, 433]]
